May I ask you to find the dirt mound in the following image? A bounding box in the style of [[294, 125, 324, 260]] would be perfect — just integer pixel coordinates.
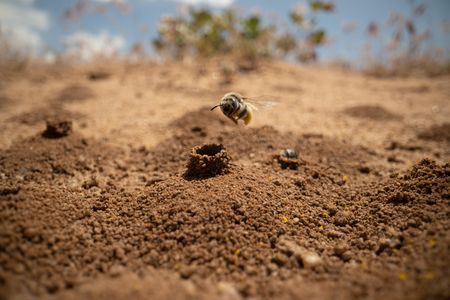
[[146, 107, 375, 179], [1, 61, 450, 300], [0, 132, 127, 295], [417, 123, 450, 143], [395, 84, 430, 94], [169, 106, 228, 132], [54, 84, 95, 103], [0, 94, 12, 109], [0, 126, 125, 192], [342, 105, 402, 121], [2, 104, 449, 299], [44, 269, 243, 300], [384, 159, 450, 204], [8, 106, 83, 126]]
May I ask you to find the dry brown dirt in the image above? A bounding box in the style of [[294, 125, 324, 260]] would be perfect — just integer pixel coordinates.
[[0, 60, 449, 300]]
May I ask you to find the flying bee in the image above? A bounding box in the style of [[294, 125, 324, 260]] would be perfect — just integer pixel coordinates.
[[210, 92, 275, 125]]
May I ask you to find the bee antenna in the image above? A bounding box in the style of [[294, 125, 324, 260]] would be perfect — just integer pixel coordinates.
[[210, 104, 221, 111]]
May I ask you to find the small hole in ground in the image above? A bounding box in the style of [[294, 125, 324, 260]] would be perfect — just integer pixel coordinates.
[[185, 143, 230, 179], [196, 144, 223, 156]]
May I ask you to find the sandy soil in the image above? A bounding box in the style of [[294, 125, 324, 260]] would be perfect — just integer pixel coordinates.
[[0, 59, 449, 300]]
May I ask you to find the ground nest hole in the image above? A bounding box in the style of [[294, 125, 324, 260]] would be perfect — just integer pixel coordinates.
[[184, 143, 231, 179], [196, 144, 223, 156]]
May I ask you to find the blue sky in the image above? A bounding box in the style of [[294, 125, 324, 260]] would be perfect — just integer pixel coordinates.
[[1, 0, 449, 63]]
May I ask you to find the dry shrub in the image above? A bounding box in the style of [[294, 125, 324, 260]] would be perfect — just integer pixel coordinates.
[[365, 53, 450, 78], [363, 3, 450, 78], [0, 30, 30, 81]]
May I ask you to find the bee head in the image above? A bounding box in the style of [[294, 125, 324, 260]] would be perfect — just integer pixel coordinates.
[[220, 102, 233, 114], [210, 102, 233, 114], [210, 95, 238, 114]]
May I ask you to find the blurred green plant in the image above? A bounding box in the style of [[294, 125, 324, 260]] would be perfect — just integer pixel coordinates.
[[310, 0, 335, 12], [153, 1, 335, 67], [153, 8, 274, 70], [275, 33, 297, 57], [286, 0, 334, 62]]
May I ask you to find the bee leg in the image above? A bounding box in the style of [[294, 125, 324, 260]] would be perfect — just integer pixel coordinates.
[[227, 115, 238, 125]]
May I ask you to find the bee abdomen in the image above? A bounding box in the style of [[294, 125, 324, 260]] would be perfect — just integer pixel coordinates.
[[280, 149, 298, 159], [238, 105, 249, 119]]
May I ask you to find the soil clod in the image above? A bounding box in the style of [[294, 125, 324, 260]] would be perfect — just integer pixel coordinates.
[[0, 184, 20, 195], [358, 165, 371, 174]]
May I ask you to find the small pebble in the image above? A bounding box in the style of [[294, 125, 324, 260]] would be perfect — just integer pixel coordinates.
[[333, 243, 348, 256], [340, 251, 353, 262], [301, 251, 323, 269], [271, 253, 288, 266], [217, 282, 240, 298]]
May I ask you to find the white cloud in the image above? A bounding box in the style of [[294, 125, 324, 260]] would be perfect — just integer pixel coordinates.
[[63, 30, 125, 61], [0, 0, 49, 55], [1, 26, 42, 52]]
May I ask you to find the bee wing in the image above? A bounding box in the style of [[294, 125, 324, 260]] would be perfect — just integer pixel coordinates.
[[246, 102, 258, 111], [243, 96, 279, 111]]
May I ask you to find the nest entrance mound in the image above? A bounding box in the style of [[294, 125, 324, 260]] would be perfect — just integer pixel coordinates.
[[42, 118, 73, 139], [184, 143, 231, 179]]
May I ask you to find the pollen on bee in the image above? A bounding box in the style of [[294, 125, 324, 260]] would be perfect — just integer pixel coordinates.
[[398, 272, 407, 281]]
